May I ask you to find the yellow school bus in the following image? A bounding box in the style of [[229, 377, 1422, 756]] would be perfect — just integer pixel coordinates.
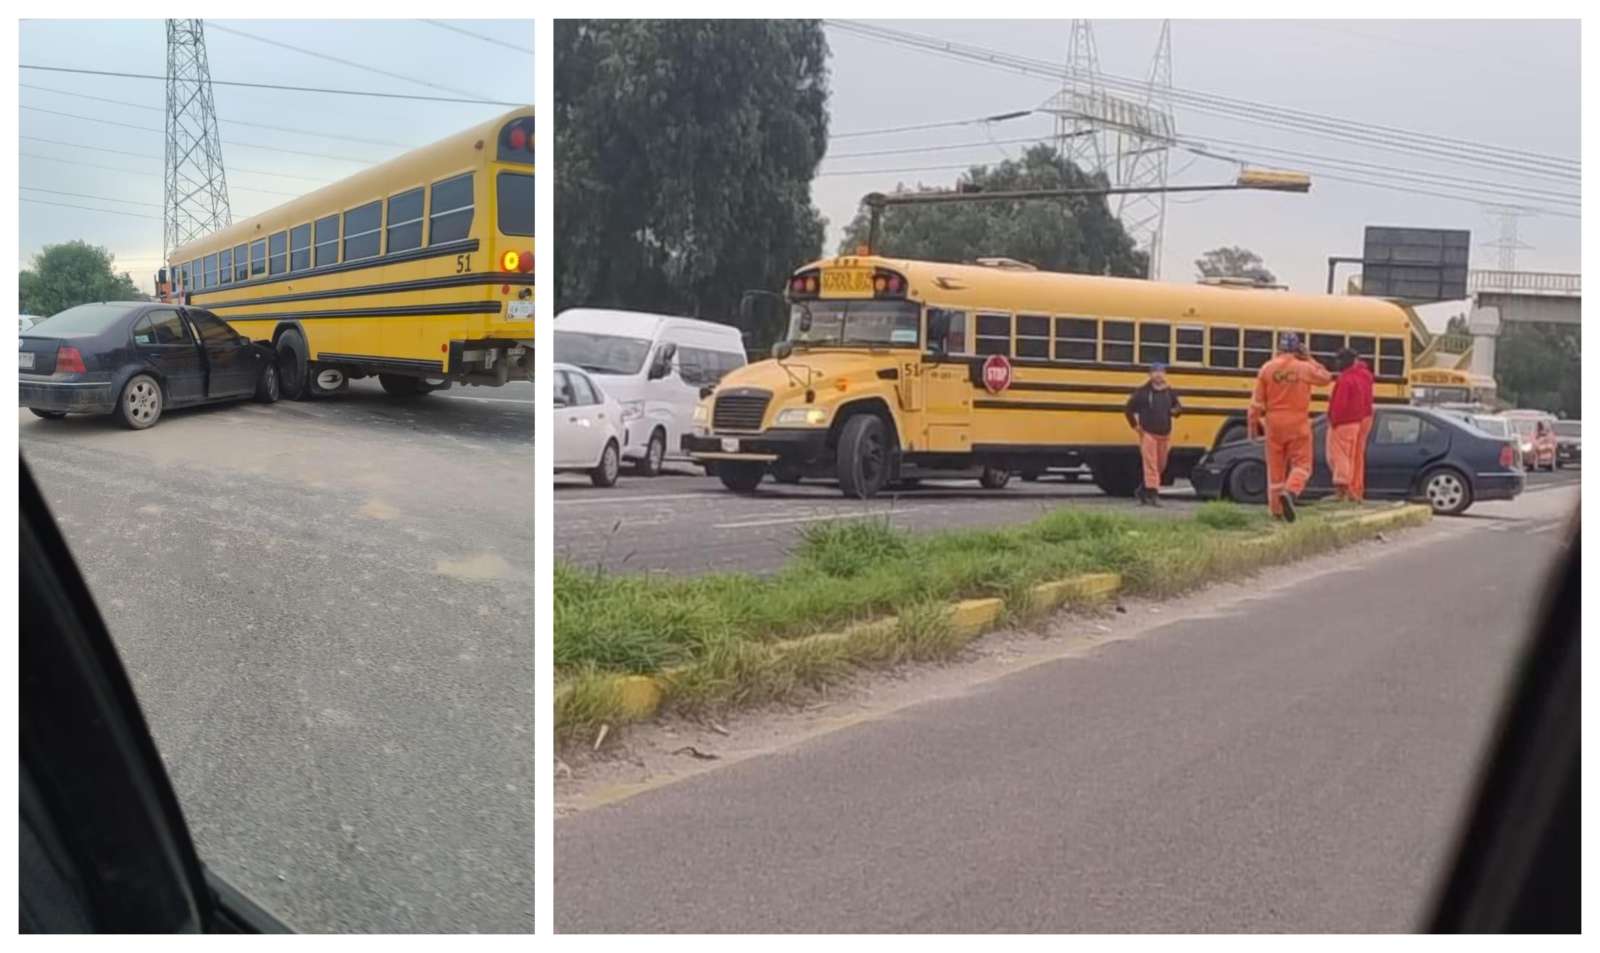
[[1409, 367, 1496, 408], [683, 254, 1416, 497], [162, 107, 534, 398]]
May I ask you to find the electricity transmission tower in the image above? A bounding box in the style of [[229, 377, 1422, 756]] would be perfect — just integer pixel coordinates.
[[1040, 19, 1175, 278], [1480, 205, 1535, 272], [163, 18, 231, 265]]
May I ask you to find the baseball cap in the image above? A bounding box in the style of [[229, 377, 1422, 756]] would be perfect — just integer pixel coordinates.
[[1148, 362, 1167, 373], [1279, 331, 1301, 351]]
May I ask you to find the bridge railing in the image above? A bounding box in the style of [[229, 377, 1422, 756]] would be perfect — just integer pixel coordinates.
[[1469, 270, 1581, 295]]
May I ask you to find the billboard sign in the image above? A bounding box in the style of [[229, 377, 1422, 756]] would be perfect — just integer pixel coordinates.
[[1360, 226, 1470, 301]]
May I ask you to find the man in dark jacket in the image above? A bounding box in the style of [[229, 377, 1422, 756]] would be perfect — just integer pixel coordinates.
[[1125, 363, 1183, 505]]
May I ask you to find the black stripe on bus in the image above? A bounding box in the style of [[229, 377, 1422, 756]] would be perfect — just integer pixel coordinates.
[[197, 271, 534, 311], [1001, 381, 1411, 406], [185, 239, 481, 297], [315, 353, 445, 373], [972, 398, 1410, 415], [223, 300, 503, 322], [950, 354, 1409, 386]]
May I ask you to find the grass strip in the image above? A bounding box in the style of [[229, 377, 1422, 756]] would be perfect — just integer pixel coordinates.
[[555, 499, 1427, 739]]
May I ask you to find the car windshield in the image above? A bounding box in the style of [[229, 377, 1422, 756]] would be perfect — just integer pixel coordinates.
[[553, 331, 652, 375], [1554, 421, 1580, 437], [788, 300, 920, 348], [28, 303, 130, 336], [1508, 418, 1539, 438]]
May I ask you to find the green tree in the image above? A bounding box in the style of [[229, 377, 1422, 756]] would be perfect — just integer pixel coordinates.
[[554, 20, 829, 330], [837, 145, 1148, 278], [20, 241, 142, 316], [1195, 245, 1275, 284], [1495, 321, 1580, 418]]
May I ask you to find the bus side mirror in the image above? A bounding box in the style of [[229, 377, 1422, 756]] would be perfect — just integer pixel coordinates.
[[926, 311, 950, 356]]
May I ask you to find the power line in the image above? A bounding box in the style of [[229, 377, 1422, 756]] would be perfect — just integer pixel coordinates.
[[22, 106, 375, 164], [206, 22, 490, 102], [21, 197, 163, 221], [421, 19, 533, 55], [827, 133, 1048, 161], [22, 83, 411, 146], [826, 21, 1579, 183], [832, 110, 1033, 140], [20, 186, 163, 208], [20, 65, 525, 107], [21, 150, 325, 190]]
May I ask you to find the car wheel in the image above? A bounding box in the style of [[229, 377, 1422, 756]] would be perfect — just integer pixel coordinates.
[[116, 374, 163, 430], [379, 374, 432, 397], [979, 465, 1011, 489], [254, 362, 280, 403], [717, 461, 766, 493], [275, 329, 309, 400], [836, 414, 891, 500], [1226, 459, 1268, 504], [29, 409, 67, 420], [633, 429, 666, 477], [1420, 465, 1473, 516], [590, 440, 621, 488]]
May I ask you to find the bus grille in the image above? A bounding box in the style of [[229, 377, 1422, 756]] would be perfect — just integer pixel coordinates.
[[713, 391, 771, 431]]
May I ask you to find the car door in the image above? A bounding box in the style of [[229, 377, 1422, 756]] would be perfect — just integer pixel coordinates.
[[555, 370, 602, 468], [132, 308, 205, 405], [185, 309, 256, 399], [567, 370, 612, 465], [1364, 410, 1450, 496]]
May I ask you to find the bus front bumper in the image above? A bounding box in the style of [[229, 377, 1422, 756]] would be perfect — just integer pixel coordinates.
[[682, 429, 830, 465]]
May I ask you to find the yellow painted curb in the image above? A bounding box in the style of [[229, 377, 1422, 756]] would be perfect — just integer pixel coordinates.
[[949, 597, 1005, 638], [1031, 571, 1121, 609], [614, 675, 664, 720]]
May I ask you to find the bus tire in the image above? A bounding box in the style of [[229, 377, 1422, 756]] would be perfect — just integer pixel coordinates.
[[718, 461, 766, 493], [836, 414, 891, 499], [1226, 460, 1268, 504], [1089, 453, 1141, 498], [379, 374, 432, 397], [275, 329, 309, 400], [771, 460, 803, 484], [979, 465, 1011, 489]]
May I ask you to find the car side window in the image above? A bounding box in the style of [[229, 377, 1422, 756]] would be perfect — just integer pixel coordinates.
[[143, 309, 190, 345], [132, 316, 157, 346], [187, 311, 236, 345], [555, 370, 575, 406], [569, 373, 599, 406], [677, 346, 711, 387], [1374, 413, 1424, 446]]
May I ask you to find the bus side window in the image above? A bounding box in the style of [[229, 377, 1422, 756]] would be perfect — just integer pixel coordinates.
[[1053, 317, 1096, 362], [1242, 329, 1273, 368], [1175, 325, 1204, 365], [1209, 326, 1240, 368], [1015, 315, 1050, 360], [218, 247, 232, 286], [1310, 332, 1343, 368], [930, 309, 968, 355], [314, 215, 340, 266], [289, 223, 312, 271], [429, 173, 475, 245], [1378, 337, 1406, 378], [249, 240, 267, 278], [234, 244, 248, 282], [1138, 322, 1170, 366], [1102, 320, 1135, 364], [1348, 334, 1377, 368], [268, 231, 288, 275], [975, 313, 1011, 356]]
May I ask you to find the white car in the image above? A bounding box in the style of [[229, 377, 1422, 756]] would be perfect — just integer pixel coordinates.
[[553, 309, 747, 476], [553, 363, 626, 487]]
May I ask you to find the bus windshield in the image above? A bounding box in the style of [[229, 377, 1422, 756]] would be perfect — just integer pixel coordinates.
[[553, 330, 652, 375], [788, 300, 919, 348]]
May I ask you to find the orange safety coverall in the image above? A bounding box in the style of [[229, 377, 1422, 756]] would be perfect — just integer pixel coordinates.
[[1326, 423, 1361, 490], [1248, 353, 1332, 516], [1351, 414, 1374, 501], [1140, 431, 1171, 491]]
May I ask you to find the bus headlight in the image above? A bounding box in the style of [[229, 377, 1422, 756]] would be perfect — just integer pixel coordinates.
[[692, 403, 709, 424], [775, 406, 829, 427]]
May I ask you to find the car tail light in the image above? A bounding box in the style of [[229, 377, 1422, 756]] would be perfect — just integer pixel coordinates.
[[1500, 443, 1515, 468], [56, 346, 86, 374]]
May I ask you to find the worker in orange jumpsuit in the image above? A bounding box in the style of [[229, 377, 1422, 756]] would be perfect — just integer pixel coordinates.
[[1325, 347, 1376, 502], [1247, 332, 1332, 522]]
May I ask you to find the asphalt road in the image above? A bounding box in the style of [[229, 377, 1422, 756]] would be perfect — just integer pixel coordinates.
[[20, 377, 534, 933], [555, 483, 1578, 933], [555, 463, 1579, 575]]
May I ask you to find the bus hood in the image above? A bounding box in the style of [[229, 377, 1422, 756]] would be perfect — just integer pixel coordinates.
[[716, 349, 904, 403]]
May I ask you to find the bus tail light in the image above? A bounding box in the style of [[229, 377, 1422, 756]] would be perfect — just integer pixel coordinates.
[[501, 250, 520, 271], [56, 346, 86, 374], [518, 250, 532, 273]]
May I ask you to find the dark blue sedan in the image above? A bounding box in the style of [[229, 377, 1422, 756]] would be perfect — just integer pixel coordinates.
[[20, 302, 279, 430], [1190, 406, 1524, 515]]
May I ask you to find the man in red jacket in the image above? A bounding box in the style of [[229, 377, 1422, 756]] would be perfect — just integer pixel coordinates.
[[1325, 348, 1375, 501]]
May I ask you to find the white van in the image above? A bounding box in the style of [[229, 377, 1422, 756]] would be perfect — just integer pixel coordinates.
[[552, 309, 747, 475]]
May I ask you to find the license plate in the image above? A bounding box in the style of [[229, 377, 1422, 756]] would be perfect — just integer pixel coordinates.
[[820, 268, 873, 298], [507, 300, 533, 318], [720, 437, 740, 453], [19, 351, 34, 370]]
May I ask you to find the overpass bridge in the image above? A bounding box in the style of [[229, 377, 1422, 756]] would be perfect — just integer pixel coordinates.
[[1465, 269, 1580, 387]]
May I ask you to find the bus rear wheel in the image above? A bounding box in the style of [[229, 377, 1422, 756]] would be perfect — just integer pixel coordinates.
[[379, 374, 432, 397], [275, 329, 309, 400], [1089, 453, 1142, 498]]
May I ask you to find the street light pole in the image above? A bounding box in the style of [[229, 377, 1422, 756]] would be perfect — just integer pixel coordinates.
[[861, 169, 1312, 256]]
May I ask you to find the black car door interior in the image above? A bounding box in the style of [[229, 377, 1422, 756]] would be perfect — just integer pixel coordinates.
[[20, 459, 291, 933]]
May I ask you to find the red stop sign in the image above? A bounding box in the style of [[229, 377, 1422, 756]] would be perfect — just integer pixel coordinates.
[[982, 353, 1013, 394]]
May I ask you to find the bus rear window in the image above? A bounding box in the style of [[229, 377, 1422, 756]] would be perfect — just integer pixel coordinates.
[[497, 172, 533, 237]]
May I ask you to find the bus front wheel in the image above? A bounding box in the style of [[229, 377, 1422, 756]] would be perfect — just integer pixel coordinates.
[[275, 329, 309, 400], [718, 461, 765, 493], [836, 414, 891, 499]]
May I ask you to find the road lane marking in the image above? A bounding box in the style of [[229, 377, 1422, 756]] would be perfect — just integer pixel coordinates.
[[435, 394, 534, 406], [714, 509, 922, 529], [556, 492, 720, 506]]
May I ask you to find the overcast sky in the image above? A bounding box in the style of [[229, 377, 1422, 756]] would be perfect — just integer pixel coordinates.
[[818, 19, 1580, 327], [19, 19, 532, 295]]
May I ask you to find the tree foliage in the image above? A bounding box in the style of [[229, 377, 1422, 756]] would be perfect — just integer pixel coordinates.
[[1496, 321, 1580, 418], [19, 241, 143, 316], [554, 20, 829, 327], [837, 145, 1148, 278], [1195, 245, 1275, 284]]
